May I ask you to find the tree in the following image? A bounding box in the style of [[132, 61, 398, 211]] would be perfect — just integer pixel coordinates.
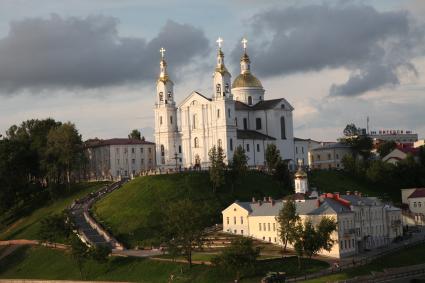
[[265, 144, 281, 172], [46, 122, 84, 187], [343, 123, 358, 137], [68, 235, 89, 279], [275, 197, 300, 255], [128, 129, 141, 140], [315, 217, 337, 253], [274, 160, 292, 188], [212, 237, 260, 281], [162, 199, 209, 267], [229, 146, 248, 192], [208, 145, 226, 193], [377, 141, 397, 158], [38, 212, 71, 245], [89, 245, 111, 264]]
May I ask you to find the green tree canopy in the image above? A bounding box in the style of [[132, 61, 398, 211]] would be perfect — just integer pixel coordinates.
[[208, 145, 226, 193], [276, 197, 300, 255], [128, 129, 142, 140], [377, 141, 397, 157], [265, 144, 281, 172]]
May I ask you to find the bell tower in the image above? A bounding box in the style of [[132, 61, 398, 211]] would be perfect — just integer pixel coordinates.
[[154, 47, 179, 167], [213, 37, 232, 101]]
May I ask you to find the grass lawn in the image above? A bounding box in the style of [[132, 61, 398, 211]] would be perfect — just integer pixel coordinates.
[[93, 171, 287, 247], [0, 245, 328, 283], [305, 242, 425, 282], [0, 181, 110, 242], [309, 170, 400, 203]]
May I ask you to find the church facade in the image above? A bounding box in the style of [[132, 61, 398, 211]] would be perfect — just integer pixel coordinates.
[[154, 39, 295, 169]]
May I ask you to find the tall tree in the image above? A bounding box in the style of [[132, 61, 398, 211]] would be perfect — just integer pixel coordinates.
[[162, 199, 209, 267], [128, 129, 141, 140], [276, 197, 300, 255], [343, 123, 358, 137], [274, 160, 292, 188], [377, 141, 397, 158], [46, 122, 84, 186], [212, 237, 260, 281], [68, 235, 89, 279], [208, 145, 226, 193], [265, 144, 281, 172], [229, 145, 248, 192]]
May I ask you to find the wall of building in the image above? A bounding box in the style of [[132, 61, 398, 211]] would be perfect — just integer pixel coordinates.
[[310, 147, 352, 169]]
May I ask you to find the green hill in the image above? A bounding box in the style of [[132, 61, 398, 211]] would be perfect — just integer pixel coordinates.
[[93, 171, 288, 248], [0, 181, 109, 242]]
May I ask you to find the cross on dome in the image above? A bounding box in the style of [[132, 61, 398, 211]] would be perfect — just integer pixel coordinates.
[[216, 37, 223, 49], [241, 38, 248, 50], [159, 47, 166, 59]]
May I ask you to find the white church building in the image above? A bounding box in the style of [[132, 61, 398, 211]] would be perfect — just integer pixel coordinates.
[[154, 39, 295, 169]]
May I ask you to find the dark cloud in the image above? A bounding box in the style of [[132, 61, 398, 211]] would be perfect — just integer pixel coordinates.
[[240, 3, 423, 96], [0, 15, 210, 94]]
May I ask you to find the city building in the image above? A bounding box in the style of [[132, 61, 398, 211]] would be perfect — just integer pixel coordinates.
[[222, 192, 402, 258], [382, 147, 420, 165], [368, 129, 418, 144], [293, 138, 322, 167], [401, 188, 425, 226], [310, 143, 353, 169], [154, 39, 295, 169], [84, 138, 156, 180]]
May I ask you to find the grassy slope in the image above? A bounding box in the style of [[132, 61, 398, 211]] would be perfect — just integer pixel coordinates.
[[309, 170, 400, 203], [0, 245, 327, 283], [94, 171, 287, 247], [0, 181, 109, 241], [305, 242, 425, 283]]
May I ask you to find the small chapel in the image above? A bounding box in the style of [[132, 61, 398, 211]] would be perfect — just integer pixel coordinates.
[[154, 38, 295, 169]]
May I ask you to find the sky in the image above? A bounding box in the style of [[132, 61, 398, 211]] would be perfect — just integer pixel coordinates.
[[0, 0, 424, 142]]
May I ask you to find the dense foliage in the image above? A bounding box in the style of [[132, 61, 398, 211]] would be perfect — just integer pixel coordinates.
[[0, 119, 85, 224]]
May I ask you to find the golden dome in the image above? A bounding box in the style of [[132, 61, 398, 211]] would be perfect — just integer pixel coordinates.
[[295, 169, 307, 178], [232, 73, 263, 88]]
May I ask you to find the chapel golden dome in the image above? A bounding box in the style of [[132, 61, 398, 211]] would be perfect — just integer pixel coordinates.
[[294, 168, 307, 178]]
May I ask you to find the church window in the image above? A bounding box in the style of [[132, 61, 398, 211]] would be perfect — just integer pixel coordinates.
[[124, 148, 128, 154], [192, 114, 197, 129], [159, 92, 163, 101], [194, 137, 199, 148], [302, 147, 304, 154], [168, 91, 172, 98], [148, 148, 152, 153], [160, 145, 165, 157], [170, 116, 173, 124], [178, 145, 182, 154], [217, 109, 220, 118], [246, 144, 250, 152], [140, 148, 144, 153], [248, 96, 252, 105], [160, 116, 163, 125], [235, 118, 238, 127], [218, 139, 222, 147], [141, 159, 144, 165], [230, 138, 233, 151], [131, 148, 135, 153], [280, 116, 286, 139], [295, 147, 298, 154], [257, 144, 260, 152], [161, 158, 165, 164], [243, 118, 248, 130], [259, 96, 262, 101], [216, 83, 221, 95], [256, 118, 262, 130], [281, 104, 285, 109], [225, 83, 229, 93], [228, 108, 231, 118]]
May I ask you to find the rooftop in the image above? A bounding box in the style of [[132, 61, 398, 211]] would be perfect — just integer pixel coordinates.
[[85, 138, 155, 148], [237, 129, 276, 140]]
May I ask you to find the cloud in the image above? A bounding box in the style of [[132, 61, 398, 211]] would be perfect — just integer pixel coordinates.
[[0, 14, 210, 94], [240, 3, 423, 96]]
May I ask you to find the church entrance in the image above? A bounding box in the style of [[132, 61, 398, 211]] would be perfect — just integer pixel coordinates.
[[194, 154, 201, 170]]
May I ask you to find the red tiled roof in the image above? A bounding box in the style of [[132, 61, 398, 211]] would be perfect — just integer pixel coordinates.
[[408, 188, 425, 199], [85, 138, 155, 148], [398, 147, 419, 155]]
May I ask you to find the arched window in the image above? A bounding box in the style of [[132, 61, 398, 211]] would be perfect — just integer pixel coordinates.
[[194, 137, 199, 148], [192, 114, 197, 129], [159, 92, 163, 101], [248, 96, 252, 105], [170, 116, 173, 124], [218, 139, 222, 147], [160, 116, 163, 125], [280, 116, 286, 139], [160, 145, 165, 156], [230, 138, 233, 151], [216, 84, 221, 95]]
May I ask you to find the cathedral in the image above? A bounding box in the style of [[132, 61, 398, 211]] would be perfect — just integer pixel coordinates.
[[154, 38, 295, 169]]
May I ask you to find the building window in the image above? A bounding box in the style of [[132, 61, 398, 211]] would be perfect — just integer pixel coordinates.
[[280, 116, 286, 139], [194, 137, 199, 148], [414, 202, 417, 207], [256, 118, 262, 130], [235, 118, 238, 127], [116, 148, 120, 154], [216, 83, 221, 95], [328, 153, 331, 160], [257, 144, 260, 152], [141, 159, 144, 165], [116, 170, 120, 176], [233, 217, 236, 225], [168, 91, 172, 98], [230, 138, 233, 151], [140, 148, 144, 153], [160, 116, 163, 125], [268, 223, 270, 231], [132, 159, 135, 164], [192, 114, 197, 129], [148, 148, 152, 153], [273, 223, 276, 231], [240, 216, 243, 224], [259, 223, 262, 231], [170, 116, 173, 124], [295, 147, 298, 154], [124, 148, 128, 154], [225, 83, 230, 93], [228, 108, 231, 118], [243, 118, 248, 130], [161, 145, 165, 157], [248, 96, 252, 105], [159, 92, 163, 101], [178, 145, 182, 154], [336, 153, 339, 159], [241, 230, 243, 235], [131, 148, 135, 153], [246, 144, 250, 152], [217, 109, 220, 118], [117, 159, 120, 165], [281, 104, 285, 109], [226, 217, 229, 224], [263, 223, 266, 230]]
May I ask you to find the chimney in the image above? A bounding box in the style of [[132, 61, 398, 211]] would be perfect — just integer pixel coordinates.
[[346, 191, 351, 195], [252, 197, 256, 203]]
